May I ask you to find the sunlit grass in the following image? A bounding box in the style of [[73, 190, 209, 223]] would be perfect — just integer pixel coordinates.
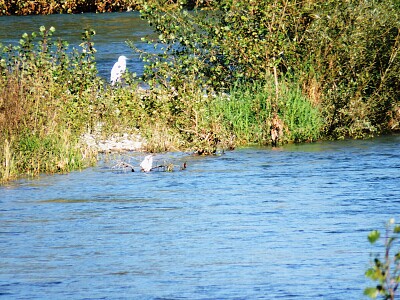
[[209, 81, 322, 146]]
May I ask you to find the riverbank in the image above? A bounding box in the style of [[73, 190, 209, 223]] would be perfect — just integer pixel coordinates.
[[0, 0, 204, 15], [1, 0, 399, 183], [0, 0, 140, 15]]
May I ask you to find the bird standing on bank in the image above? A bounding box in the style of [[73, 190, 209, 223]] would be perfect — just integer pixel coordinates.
[[110, 55, 127, 86]]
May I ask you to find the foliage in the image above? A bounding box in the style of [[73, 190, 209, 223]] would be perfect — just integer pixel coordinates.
[[134, 0, 306, 92], [0, 25, 183, 182], [0, 0, 138, 14], [121, 76, 321, 155], [301, 0, 400, 139], [129, 0, 325, 146], [0, 0, 210, 15], [133, 80, 231, 154], [365, 219, 400, 300], [134, 0, 399, 140], [0, 26, 99, 134], [0, 27, 106, 182], [1, 0, 399, 181]]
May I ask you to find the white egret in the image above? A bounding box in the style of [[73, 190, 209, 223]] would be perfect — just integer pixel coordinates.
[[140, 155, 153, 172], [110, 55, 127, 86]]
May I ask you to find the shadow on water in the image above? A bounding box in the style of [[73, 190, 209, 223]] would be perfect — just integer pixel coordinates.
[[1, 135, 400, 298]]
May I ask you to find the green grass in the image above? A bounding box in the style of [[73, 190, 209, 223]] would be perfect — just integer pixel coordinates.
[[209, 80, 322, 146], [281, 85, 323, 143]]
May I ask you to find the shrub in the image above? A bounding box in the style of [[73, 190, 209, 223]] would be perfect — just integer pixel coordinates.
[[301, 0, 400, 138], [365, 219, 400, 300], [134, 0, 309, 92], [134, 0, 399, 139], [0, 27, 101, 181]]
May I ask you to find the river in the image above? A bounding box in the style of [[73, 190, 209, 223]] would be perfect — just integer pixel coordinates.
[[0, 12, 155, 80], [1, 12, 400, 299], [1, 135, 400, 299]]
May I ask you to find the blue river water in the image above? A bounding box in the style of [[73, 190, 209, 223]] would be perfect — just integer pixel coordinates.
[[1, 135, 400, 299], [0, 12, 155, 80]]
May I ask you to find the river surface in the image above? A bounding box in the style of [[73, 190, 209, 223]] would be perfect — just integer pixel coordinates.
[[0, 12, 155, 80], [1, 135, 400, 299]]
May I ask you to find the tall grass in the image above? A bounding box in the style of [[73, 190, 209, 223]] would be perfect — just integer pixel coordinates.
[[0, 27, 102, 182], [211, 84, 271, 145], [280, 85, 323, 143], [209, 81, 322, 146], [15, 130, 97, 177], [0, 64, 98, 182]]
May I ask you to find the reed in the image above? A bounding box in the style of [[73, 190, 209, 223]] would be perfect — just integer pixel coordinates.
[[210, 86, 268, 145], [0, 139, 15, 182]]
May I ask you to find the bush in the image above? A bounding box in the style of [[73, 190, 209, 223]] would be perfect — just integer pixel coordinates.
[[134, 0, 308, 91], [301, 0, 400, 138], [134, 0, 399, 139], [0, 27, 102, 181]]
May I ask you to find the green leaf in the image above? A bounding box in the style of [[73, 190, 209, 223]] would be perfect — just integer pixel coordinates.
[[368, 230, 380, 244], [394, 225, 400, 234], [365, 268, 383, 281], [365, 268, 375, 278], [364, 287, 378, 298]]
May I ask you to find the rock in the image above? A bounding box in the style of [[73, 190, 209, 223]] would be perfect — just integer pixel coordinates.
[[80, 131, 144, 153]]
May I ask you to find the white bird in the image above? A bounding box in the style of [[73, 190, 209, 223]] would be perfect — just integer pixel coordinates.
[[140, 155, 153, 172], [110, 55, 127, 86]]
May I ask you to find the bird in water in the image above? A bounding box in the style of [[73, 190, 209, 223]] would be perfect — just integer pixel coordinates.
[[110, 55, 127, 86], [140, 155, 153, 172]]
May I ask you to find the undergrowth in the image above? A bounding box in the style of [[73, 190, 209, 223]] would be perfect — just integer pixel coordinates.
[[1, 0, 399, 182]]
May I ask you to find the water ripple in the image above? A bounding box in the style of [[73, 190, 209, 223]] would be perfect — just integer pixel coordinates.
[[1, 135, 400, 298]]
